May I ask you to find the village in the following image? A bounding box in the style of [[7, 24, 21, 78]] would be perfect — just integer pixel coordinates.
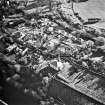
[[0, 0, 105, 105]]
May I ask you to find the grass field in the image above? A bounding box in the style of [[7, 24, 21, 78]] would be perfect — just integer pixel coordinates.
[[73, 0, 105, 28], [74, 0, 105, 20]]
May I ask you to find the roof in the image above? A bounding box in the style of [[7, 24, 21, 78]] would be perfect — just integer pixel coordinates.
[[36, 60, 59, 74]]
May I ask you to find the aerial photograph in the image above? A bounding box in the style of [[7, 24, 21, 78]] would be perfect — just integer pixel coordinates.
[[0, 0, 105, 105]]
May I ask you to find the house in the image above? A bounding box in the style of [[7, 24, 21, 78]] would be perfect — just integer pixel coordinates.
[[36, 60, 59, 76]]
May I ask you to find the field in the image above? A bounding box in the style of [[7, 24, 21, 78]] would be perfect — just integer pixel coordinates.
[[74, 0, 105, 20]]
